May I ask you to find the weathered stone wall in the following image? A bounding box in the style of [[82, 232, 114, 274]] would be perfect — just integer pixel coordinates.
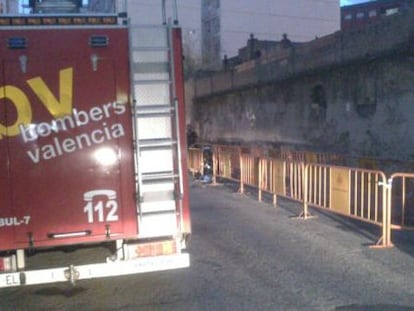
[[191, 8, 414, 161]]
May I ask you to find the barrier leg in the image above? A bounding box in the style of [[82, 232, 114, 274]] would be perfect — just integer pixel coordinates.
[[212, 148, 217, 185], [294, 202, 316, 220], [258, 159, 262, 202], [294, 163, 316, 220], [370, 179, 393, 248]]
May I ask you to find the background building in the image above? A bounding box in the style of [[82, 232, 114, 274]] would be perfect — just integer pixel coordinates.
[[201, 0, 340, 69], [1, 1, 340, 70], [127, 0, 202, 73], [341, 0, 413, 29], [191, 4, 414, 162], [0, 0, 18, 13]]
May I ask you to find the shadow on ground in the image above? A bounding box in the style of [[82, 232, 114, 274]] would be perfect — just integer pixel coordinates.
[[335, 304, 414, 310]]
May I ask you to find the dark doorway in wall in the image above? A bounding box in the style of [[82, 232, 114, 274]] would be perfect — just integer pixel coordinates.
[[355, 96, 377, 118], [310, 84, 327, 121]]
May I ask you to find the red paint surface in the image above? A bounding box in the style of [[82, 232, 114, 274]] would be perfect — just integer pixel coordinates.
[[0, 27, 137, 250], [172, 28, 192, 235], [0, 25, 191, 252]]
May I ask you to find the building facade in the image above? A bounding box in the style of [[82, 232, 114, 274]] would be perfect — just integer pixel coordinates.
[[341, 0, 413, 29], [127, 0, 202, 70], [0, 0, 18, 13], [202, 0, 340, 69], [192, 6, 414, 162]]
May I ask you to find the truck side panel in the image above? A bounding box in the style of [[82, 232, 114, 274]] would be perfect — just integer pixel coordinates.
[[0, 27, 137, 250], [0, 60, 15, 251]]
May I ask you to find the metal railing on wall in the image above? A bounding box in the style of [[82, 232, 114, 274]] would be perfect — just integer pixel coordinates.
[[186, 144, 414, 248]]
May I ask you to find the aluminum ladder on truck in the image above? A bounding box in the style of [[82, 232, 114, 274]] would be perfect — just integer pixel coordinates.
[[129, 23, 183, 239]]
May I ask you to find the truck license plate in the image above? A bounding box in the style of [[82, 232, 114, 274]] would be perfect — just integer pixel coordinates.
[[0, 273, 20, 287]]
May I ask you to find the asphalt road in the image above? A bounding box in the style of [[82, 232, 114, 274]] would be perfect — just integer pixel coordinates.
[[2, 178, 414, 310]]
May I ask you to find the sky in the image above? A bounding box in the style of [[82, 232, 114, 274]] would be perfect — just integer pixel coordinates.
[[340, 0, 373, 6]]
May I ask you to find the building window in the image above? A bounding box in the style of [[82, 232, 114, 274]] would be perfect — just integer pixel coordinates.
[[356, 97, 376, 118], [368, 10, 377, 17], [344, 14, 353, 20], [355, 77, 377, 118], [385, 7, 399, 15], [356, 12, 365, 19]]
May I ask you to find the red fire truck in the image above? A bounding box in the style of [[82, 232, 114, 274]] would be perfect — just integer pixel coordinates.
[[0, 0, 191, 287]]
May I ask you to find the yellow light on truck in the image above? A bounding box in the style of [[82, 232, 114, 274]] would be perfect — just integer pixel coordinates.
[[27, 18, 41, 25], [73, 17, 87, 24], [102, 17, 117, 25], [0, 18, 10, 26], [11, 18, 25, 25], [57, 17, 72, 25], [87, 17, 101, 24], [42, 17, 57, 25], [0, 15, 119, 27]]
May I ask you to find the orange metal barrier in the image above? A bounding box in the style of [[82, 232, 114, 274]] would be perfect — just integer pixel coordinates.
[[280, 150, 345, 165], [242, 156, 304, 204], [240, 153, 258, 193], [206, 144, 394, 248], [187, 147, 203, 176], [389, 173, 414, 229], [303, 163, 390, 247], [257, 157, 285, 205], [212, 145, 241, 183], [304, 164, 387, 225], [200, 144, 414, 247], [287, 161, 305, 202]]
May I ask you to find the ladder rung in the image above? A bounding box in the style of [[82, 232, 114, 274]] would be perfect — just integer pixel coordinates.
[[140, 210, 177, 217], [141, 190, 174, 202], [139, 138, 177, 149], [135, 104, 172, 113], [132, 47, 170, 52], [133, 79, 171, 85], [142, 172, 178, 183], [136, 112, 171, 118], [132, 62, 169, 74]]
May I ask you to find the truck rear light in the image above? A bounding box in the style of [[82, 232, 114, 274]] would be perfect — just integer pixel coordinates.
[[0, 255, 17, 272], [126, 240, 177, 259]]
